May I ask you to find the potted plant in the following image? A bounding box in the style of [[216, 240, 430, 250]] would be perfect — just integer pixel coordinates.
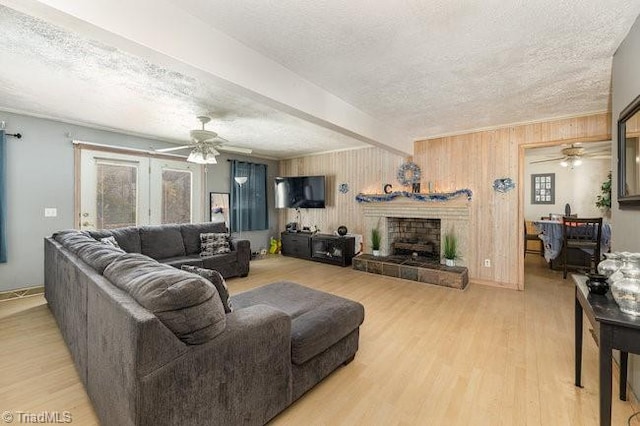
[[371, 227, 382, 256], [595, 171, 612, 214], [443, 230, 458, 267]]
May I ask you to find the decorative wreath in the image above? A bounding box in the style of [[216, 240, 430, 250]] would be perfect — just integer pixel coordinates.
[[492, 177, 515, 193], [397, 162, 422, 186]]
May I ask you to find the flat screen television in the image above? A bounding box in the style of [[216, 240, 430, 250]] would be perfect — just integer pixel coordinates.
[[275, 176, 326, 209]]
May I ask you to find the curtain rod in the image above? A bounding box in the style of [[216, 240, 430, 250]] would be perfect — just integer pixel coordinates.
[[1, 121, 21, 138]]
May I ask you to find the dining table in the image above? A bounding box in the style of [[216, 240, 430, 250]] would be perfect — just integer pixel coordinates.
[[532, 219, 612, 263]]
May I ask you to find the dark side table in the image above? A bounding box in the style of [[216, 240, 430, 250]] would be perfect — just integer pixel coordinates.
[[573, 274, 637, 426]]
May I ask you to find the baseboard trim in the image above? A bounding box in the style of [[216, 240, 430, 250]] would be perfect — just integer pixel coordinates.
[[470, 278, 518, 290], [0, 286, 45, 302]]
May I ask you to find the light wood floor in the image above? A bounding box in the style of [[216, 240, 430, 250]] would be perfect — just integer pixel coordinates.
[[1, 255, 639, 425]]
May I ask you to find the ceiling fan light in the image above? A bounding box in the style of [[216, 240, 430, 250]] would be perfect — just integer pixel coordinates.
[[560, 160, 569, 167], [187, 149, 217, 164], [573, 158, 582, 167]]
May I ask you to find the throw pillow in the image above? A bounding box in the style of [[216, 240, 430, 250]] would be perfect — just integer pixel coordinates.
[[181, 265, 233, 313], [100, 236, 123, 250], [200, 233, 231, 257]]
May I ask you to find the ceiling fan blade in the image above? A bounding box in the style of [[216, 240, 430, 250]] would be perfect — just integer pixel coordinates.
[[217, 145, 253, 154], [155, 145, 192, 153], [585, 154, 611, 159], [530, 156, 565, 164]]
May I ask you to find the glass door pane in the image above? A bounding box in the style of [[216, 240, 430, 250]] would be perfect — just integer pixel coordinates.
[[150, 159, 203, 225], [162, 169, 192, 224], [79, 150, 150, 230], [97, 162, 138, 229]]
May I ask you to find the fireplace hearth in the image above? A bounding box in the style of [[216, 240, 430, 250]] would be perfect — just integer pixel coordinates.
[[353, 254, 468, 290]]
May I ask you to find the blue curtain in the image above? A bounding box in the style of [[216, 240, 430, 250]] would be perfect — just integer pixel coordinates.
[[230, 161, 268, 232], [0, 130, 6, 263]]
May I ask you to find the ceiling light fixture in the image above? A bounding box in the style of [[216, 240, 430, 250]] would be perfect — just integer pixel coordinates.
[[560, 156, 582, 169], [187, 144, 220, 164]]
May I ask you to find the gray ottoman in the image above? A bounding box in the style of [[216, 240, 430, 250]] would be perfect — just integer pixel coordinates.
[[232, 281, 365, 400]]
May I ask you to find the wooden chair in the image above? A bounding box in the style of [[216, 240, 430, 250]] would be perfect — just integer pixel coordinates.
[[524, 221, 543, 257], [562, 217, 602, 279]]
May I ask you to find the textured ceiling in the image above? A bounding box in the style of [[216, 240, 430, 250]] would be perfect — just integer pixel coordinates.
[[0, 5, 368, 158], [0, 1, 639, 158], [177, 0, 640, 138]]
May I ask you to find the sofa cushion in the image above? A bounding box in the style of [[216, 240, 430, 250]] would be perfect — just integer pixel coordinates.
[[200, 233, 231, 257], [89, 227, 142, 253], [75, 242, 126, 274], [139, 224, 186, 260], [201, 253, 238, 278], [53, 230, 97, 251], [103, 253, 226, 344], [181, 265, 233, 313], [159, 254, 204, 269], [232, 281, 365, 365], [100, 236, 121, 249], [181, 222, 228, 255], [87, 229, 113, 241], [53, 230, 127, 274], [110, 227, 142, 253]]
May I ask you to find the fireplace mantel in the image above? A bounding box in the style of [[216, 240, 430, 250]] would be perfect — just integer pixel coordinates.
[[362, 201, 470, 265]]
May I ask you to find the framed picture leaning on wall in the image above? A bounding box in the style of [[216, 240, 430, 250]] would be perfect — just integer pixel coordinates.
[[531, 173, 555, 205], [210, 192, 230, 227]]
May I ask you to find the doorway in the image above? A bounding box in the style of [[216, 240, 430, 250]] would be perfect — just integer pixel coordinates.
[[76, 147, 204, 230], [519, 140, 612, 287]]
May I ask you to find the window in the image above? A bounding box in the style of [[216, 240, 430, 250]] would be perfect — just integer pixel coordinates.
[[162, 169, 192, 224], [230, 161, 268, 232], [96, 162, 138, 229]]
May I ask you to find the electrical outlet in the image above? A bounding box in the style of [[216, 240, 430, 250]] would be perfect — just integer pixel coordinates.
[[44, 208, 57, 218], [484, 259, 491, 267]]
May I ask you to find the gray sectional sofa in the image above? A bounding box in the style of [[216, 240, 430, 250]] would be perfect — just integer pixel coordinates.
[[44, 223, 365, 425], [86, 222, 250, 278]]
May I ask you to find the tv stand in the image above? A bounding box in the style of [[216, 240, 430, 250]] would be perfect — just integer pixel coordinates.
[[281, 232, 355, 267]]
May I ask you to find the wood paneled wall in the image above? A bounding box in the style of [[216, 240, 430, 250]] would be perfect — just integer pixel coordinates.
[[278, 147, 405, 239], [414, 113, 611, 289], [278, 114, 610, 289]]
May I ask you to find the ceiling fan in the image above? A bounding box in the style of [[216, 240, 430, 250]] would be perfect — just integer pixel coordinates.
[[156, 116, 252, 164], [529, 144, 611, 168]]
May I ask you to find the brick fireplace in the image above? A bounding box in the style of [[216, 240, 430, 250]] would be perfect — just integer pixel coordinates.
[[362, 200, 470, 266], [355, 201, 470, 289], [387, 217, 440, 259]]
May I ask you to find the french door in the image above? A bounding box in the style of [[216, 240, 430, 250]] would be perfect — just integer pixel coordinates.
[[78, 148, 203, 230]]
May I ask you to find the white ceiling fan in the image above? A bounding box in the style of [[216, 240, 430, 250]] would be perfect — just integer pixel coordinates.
[[529, 144, 611, 168], [156, 116, 252, 164]]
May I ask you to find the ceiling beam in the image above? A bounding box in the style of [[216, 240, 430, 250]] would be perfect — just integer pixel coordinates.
[[2, 0, 412, 156]]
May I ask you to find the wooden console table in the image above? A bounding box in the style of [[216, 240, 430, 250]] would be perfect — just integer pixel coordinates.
[[573, 274, 636, 426]]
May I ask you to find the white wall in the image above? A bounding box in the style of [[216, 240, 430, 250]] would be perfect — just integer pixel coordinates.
[[524, 157, 610, 220], [0, 111, 278, 292], [612, 13, 640, 400]]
